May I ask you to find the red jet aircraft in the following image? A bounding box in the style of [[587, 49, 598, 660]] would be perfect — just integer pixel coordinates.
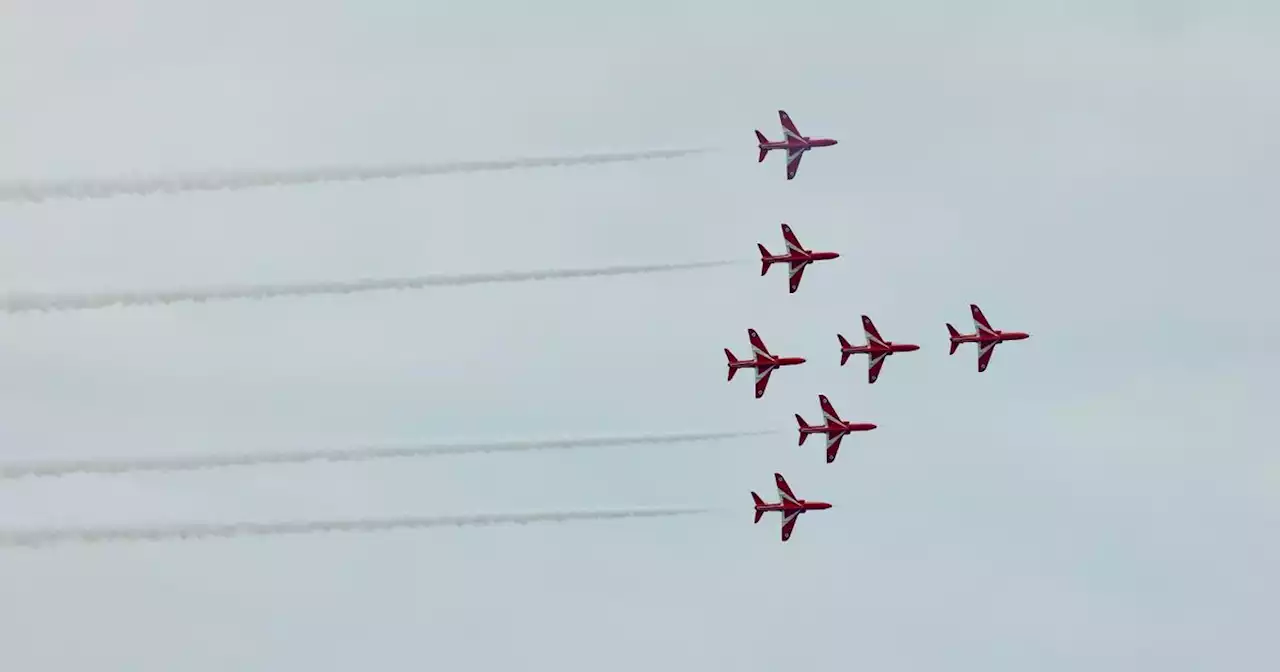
[[946, 304, 1030, 372], [795, 394, 878, 464], [752, 472, 832, 542], [837, 315, 921, 384], [758, 223, 840, 294], [725, 328, 806, 399], [755, 110, 838, 180]]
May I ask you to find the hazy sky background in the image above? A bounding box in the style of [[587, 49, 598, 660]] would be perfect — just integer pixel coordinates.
[[1, 1, 1277, 670]]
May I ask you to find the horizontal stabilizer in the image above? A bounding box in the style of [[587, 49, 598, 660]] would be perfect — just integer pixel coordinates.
[[795, 414, 811, 445], [837, 334, 853, 366]]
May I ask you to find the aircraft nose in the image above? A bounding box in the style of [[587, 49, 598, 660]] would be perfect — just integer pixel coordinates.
[[867, 423, 878, 430]]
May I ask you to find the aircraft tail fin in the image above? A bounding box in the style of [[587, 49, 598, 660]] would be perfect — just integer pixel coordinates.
[[837, 334, 853, 366], [755, 130, 769, 162], [725, 348, 740, 380], [751, 492, 766, 523], [946, 324, 961, 355], [795, 414, 812, 445], [757, 244, 773, 275]]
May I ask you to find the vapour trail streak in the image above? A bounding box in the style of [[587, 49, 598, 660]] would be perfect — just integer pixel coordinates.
[[0, 260, 738, 314], [0, 148, 709, 203], [0, 508, 711, 549], [0, 430, 774, 480]]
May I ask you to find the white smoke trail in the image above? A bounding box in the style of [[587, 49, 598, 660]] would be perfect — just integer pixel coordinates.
[[0, 148, 710, 203], [0, 508, 710, 549], [0, 260, 738, 314], [0, 430, 774, 480]]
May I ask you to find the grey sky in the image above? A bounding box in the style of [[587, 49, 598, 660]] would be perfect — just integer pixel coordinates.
[[1, 1, 1277, 670]]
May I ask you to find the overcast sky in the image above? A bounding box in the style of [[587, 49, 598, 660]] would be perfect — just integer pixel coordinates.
[[1, 1, 1277, 670]]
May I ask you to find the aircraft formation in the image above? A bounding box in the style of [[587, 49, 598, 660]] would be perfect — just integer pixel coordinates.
[[746, 110, 1031, 542], [0, 109, 1031, 549]]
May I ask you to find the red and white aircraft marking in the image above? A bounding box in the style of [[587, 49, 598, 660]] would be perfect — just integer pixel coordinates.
[[725, 328, 806, 399], [755, 110, 838, 180], [795, 394, 878, 464], [751, 473, 833, 542], [946, 304, 1030, 372], [837, 315, 921, 384], [757, 223, 840, 294]]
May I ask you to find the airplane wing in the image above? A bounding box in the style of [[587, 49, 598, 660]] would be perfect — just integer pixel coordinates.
[[775, 472, 799, 505], [779, 110, 804, 142], [787, 260, 808, 293], [868, 352, 888, 384], [748, 328, 771, 358], [971, 304, 998, 337], [819, 394, 842, 424], [825, 433, 845, 464], [862, 315, 887, 348], [754, 365, 775, 398], [977, 341, 997, 372], [819, 395, 847, 461], [780, 510, 800, 541], [785, 147, 804, 180], [781, 223, 805, 254]]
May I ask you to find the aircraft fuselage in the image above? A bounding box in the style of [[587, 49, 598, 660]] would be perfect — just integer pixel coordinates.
[[732, 356, 807, 370], [842, 342, 920, 355], [759, 137, 838, 151], [953, 331, 1030, 344], [800, 422, 877, 436], [756, 500, 832, 513], [766, 250, 840, 265]]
